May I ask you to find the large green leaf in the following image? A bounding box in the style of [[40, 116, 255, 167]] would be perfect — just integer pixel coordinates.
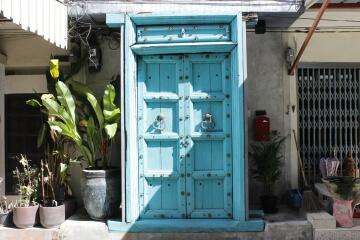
[[103, 84, 120, 123], [105, 122, 118, 139], [41, 95, 74, 128], [48, 121, 81, 144], [103, 108, 120, 123], [68, 80, 104, 128], [55, 81, 76, 124], [86, 93, 104, 128], [85, 117, 98, 161], [103, 84, 117, 111], [37, 123, 47, 148], [68, 80, 95, 98], [26, 99, 42, 107]]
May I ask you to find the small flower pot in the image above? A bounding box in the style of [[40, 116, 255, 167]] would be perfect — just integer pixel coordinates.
[[0, 211, 13, 227], [13, 205, 39, 229], [333, 199, 353, 228], [39, 204, 65, 228]]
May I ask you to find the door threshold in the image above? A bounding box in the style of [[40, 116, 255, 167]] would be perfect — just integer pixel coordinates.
[[107, 218, 264, 233]]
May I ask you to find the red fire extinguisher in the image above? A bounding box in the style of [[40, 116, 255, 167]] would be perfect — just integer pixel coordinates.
[[255, 110, 270, 141]]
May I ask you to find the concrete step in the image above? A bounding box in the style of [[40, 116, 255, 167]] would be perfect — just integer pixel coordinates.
[[109, 232, 264, 240], [306, 212, 336, 229]]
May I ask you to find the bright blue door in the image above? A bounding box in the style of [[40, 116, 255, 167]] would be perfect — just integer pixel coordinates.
[[138, 53, 232, 219]]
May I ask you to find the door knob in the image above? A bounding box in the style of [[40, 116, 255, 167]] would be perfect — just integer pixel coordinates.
[[152, 113, 166, 132], [201, 112, 216, 131]]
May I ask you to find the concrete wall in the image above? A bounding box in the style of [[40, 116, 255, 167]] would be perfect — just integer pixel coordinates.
[[246, 32, 296, 205]]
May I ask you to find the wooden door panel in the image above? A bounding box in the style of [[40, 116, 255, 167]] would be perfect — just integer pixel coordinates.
[[185, 53, 232, 219], [138, 55, 186, 219]]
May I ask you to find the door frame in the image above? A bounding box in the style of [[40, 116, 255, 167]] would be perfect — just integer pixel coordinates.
[[124, 12, 246, 223]]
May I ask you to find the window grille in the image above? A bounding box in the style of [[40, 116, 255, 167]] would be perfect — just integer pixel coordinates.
[[297, 66, 360, 185]]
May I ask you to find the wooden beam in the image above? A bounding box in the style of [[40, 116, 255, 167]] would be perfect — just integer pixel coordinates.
[[288, 0, 330, 76]]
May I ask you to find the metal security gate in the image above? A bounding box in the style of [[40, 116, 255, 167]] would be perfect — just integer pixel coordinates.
[[298, 65, 360, 185]]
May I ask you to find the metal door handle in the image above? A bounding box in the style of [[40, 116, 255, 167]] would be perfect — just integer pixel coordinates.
[[201, 112, 215, 131], [152, 113, 166, 132]]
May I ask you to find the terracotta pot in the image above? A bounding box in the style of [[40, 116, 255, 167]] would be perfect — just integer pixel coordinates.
[[81, 168, 121, 220], [0, 211, 13, 227], [13, 205, 39, 228], [333, 199, 353, 228], [39, 204, 65, 228]]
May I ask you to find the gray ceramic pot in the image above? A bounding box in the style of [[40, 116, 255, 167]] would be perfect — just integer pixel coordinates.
[[0, 211, 12, 227], [39, 204, 65, 228], [81, 168, 121, 220], [13, 205, 39, 228]]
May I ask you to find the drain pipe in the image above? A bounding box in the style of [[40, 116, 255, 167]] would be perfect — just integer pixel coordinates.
[[288, 0, 330, 75]]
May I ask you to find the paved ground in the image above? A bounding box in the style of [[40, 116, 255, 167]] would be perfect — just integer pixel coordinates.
[[1, 207, 360, 240]]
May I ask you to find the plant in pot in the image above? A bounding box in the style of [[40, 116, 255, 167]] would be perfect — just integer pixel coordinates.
[[0, 197, 13, 227], [28, 78, 121, 220], [69, 80, 121, 220], [250, 135, 285, 213], [0, 178, 14, 227], [38, 158, 66, 228], [322, 176, 360, 227], [12, 155, 40, 228]]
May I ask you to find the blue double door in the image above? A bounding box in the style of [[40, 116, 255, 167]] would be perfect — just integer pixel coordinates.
[[137, 53, 233, 219]]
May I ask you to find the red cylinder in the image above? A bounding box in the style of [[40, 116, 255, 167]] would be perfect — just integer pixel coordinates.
[[255, 115, 270, 141]]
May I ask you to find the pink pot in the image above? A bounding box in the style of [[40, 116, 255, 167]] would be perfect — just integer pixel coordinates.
[[39, 205, 65, 228], [333, 199, 353, 228], [13, 205, 39, 229]]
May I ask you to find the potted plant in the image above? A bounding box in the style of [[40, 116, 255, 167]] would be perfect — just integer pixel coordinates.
[[250, 135, 285, 213], [0, 197, 13, 227], [69, 80, 121, 220], [322, 176, 360, 227], [28, 75, 120, 219], [38, 159, 66, 228], [12, 155, 39, 229], [0, 178, 14, 227]]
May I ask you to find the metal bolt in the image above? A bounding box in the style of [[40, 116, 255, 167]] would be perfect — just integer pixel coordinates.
[[186, 192, 190, 196], [179, 76, 183, 80], [181, 191, 185, 195], [187, 173, 191, 177], [185, 76, 189, 79]]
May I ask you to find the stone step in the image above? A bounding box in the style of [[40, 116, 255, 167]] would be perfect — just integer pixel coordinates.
[[306, 212, 336, 229]]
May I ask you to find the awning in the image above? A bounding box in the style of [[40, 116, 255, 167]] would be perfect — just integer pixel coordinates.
[[0, 0, 68, 49]]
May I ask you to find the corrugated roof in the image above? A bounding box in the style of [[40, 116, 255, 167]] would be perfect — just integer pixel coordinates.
[[0, 0, 68, 49]]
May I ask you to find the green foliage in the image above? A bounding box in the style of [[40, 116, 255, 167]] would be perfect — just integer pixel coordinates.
[[323, 176, 360, 201], [69, 80, 120, 169], [249, 135, 286, 195], [26, 81, 95, 167]]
